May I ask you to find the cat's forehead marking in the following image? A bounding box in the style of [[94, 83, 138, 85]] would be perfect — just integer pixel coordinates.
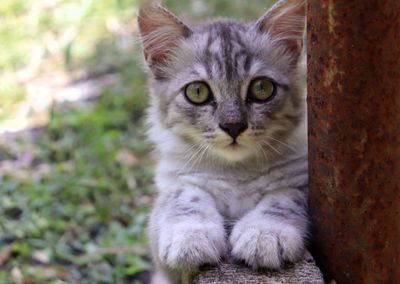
[[194, 21, 254, 83], [218, 24, 235, 81], [208, 38, 221, 54], [192, 63, 208, 78]]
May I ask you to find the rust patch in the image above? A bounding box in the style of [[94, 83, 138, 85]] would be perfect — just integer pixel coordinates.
[[307, 1, 400, 283]]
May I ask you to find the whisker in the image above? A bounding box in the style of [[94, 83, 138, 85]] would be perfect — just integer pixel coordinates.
[[184, 142, 209, 174], [260, 140, 282, 156], [177, 143, 205, 175], [265, 135, 296, 152], [191, 143, 210, 173], [255, 144, 269, 165]]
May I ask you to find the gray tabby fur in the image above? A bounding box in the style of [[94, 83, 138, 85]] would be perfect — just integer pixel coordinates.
[[138, 1, 308, 283]]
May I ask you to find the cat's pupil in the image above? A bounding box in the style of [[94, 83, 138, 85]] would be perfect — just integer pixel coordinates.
[[256, 82, 265, 91]]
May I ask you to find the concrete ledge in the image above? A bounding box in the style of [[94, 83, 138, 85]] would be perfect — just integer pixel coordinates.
[[194, 252, 324, 284]]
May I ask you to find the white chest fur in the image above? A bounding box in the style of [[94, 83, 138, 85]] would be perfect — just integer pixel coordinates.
[[155, 151, 308, 220]]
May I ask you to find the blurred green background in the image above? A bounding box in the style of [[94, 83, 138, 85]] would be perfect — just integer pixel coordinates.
[[0, 0, 274, 283]]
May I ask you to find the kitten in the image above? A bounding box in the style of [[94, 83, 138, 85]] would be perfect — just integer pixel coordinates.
[[138, 0, 307, 283]]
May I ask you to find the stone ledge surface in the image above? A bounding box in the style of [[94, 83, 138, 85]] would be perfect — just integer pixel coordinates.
[[194, 252, 324, 284]]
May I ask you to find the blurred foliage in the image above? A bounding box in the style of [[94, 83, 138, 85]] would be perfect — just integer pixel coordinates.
[[0, 65, 154, 283], [0, 0, 275, 283]]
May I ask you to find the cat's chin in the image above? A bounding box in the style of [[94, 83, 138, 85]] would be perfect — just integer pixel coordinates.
[[211, 143, 253, 163]]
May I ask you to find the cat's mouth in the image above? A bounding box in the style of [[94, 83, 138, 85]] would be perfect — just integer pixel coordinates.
[[228, 140, 242, 148], [210, 138, 252, 162]]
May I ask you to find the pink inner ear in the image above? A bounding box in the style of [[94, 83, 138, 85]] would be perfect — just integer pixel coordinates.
[[256, 0, 305, 56], [141, 30, 177, 66], [282, 39, 302, 56], [270, 22, 304, 55], [142, 27, 185, 71], [138, 5, 191, 69]]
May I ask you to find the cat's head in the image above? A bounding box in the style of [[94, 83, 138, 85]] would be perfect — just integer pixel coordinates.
[[138, 0, 306, 164]]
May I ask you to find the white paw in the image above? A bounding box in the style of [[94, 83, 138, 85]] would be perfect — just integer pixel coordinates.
[[230, 221, 305, 269], [159, 223, 227, 270]]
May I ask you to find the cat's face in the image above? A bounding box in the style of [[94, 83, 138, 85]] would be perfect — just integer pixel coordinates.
[[139, 0, 306, 164]]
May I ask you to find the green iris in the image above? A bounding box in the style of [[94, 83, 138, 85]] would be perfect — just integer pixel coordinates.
[[184, 82, 211, 104], [248, 78, 275, 102]]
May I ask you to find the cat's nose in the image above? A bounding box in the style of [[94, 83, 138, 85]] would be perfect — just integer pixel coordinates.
[[219, 122, 248, 139]]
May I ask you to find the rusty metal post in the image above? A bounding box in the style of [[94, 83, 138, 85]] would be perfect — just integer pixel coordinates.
[[307, 1, 400, 283]]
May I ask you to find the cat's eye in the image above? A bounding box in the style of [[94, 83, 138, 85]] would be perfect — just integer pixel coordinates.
[[184, 82, 211, 105], [247, 78, 275, 102]]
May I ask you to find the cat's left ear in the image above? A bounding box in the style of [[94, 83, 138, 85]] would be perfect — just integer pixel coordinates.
[[253, 0, 305, 59], [138, 4, 192, 77]]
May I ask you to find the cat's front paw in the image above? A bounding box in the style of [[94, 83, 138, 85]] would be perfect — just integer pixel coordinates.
[[159, 223, 227, 270], [230, 221, 305, 269]]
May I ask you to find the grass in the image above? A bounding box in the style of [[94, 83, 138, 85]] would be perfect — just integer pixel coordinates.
[[0, 59, 154, 283], [0, 0, 274, 283]]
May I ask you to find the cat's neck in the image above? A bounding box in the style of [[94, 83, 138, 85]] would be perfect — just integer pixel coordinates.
[[156, 140, 307, 177]]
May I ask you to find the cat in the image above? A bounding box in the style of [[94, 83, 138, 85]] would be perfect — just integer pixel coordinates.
[[138, 0, 307, 283]]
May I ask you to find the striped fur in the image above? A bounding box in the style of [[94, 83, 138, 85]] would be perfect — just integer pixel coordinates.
[[138, 1, 307, 283]]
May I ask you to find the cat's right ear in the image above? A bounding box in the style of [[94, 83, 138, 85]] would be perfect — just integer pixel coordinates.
[[138, 4, 192, 77], [253, 0, 305, 60]]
